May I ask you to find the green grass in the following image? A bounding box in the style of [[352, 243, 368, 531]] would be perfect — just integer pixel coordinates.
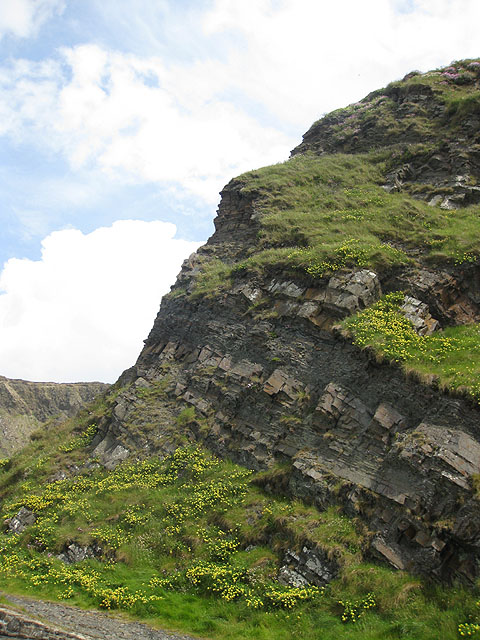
[[343, 292, 480, 401], [193, 150, 480, 298], [192, 58, 480, 298], [323, 57, 480, 135], [243, 152, 480, 269], [192, 258, 236, 298], [0, 438, 479, 639], [2, 60, 480, 639]]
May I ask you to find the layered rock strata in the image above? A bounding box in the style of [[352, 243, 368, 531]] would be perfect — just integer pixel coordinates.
[[88, 237, 480, 584]]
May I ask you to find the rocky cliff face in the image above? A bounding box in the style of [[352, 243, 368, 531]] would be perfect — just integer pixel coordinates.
[[0, 376, 109, 457], [91, 60, 480, 584]]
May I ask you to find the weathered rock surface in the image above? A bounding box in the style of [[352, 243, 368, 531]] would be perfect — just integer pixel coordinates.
[[400, 295, 439, 335], [0, 376, 109, 457], [0, 605, 91, 640], [57, 542, 103, 564], [6, 507, 36, 534], [387, 266, 480, 326], [90, 256, 480, 582], [278, 547, 338, 588]]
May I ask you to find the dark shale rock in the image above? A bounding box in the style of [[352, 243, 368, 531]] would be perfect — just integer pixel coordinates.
[[92, 266, 480, 581], [92, 261, 480, 582], [400, 295, 439, 335], [92, 436, 130, 470], [278, 547, 338, 587], [386, 266, 480, 326]]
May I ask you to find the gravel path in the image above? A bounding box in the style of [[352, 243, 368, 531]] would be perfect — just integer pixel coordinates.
[[0, 592, 203, 640]]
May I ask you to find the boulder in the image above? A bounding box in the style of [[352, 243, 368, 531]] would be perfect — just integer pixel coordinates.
[[400, 295, 439, 335], [8, 507, 36, 534], [278, 547, 338, 587], [57, 541, 103, 564]]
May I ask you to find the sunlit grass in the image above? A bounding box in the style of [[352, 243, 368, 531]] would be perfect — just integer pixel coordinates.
[[193, 149, 480, 297], [0, 438, 479, 639], [343, 292, 480, 400]]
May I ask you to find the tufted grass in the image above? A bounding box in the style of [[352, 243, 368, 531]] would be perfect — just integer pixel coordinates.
[[193, 58, 480, 297], [239, 152, 480, 272], [193, 148, 480, 298], [343, 292, 480, 401]]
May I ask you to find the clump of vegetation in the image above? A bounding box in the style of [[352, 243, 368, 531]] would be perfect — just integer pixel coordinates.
[[192, 258, 236, 298], [176, 406, 196, 426], [59, 423, 98, 453], [343, 292, 480, 401], [457, 598, 480, 637], [338, 592, 376, 623]]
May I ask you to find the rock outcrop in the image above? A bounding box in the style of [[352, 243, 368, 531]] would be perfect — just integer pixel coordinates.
[[88, 258, 480, 584], [291, 66, 480, 210], [0, 596, 197, 640], [0, 605, 90, 640], [89, 62, 480, 585], [278, 547, 338, 588]]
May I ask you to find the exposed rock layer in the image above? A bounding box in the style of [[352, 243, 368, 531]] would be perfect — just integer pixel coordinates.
[[91, 251, 480, 584], [0, 596, 195, 640]]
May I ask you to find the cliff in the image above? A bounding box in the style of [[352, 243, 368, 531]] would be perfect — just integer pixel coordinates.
[[2, 59, 480, 639], [0, 376, 109, 456], [90, 59, 480, 583]]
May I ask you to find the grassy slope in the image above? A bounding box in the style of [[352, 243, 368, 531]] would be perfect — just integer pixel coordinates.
[[197, 146, 480, 287], [196, 59, 480, 289], [0, 421, 478, 640], [342, 292, 480, 401], [307, 58, 480, 147], [238, 152, 480, 270]]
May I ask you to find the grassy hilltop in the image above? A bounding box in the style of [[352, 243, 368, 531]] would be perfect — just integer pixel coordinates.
[[194, 58, 480, 402]]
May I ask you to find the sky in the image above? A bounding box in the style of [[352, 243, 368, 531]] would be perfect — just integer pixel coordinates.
[[0, 0, 479, 383]]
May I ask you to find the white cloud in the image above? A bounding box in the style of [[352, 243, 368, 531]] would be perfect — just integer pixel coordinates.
[[0, 220, 201, 382], [0, 44, 294, 204], [0, 0, 65, 40], [1, 1, 479, 210], [2, 0, 480, 384], [201, 0, 480, 125]]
